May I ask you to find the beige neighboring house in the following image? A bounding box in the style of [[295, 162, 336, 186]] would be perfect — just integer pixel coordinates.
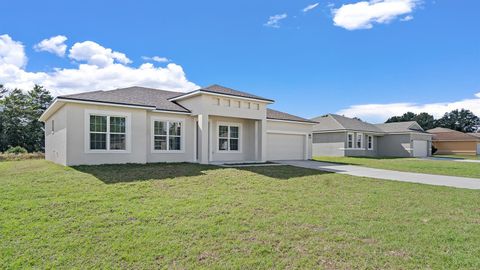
[[428, 127, 480, 156], [311, 114, 433, 158], [39, 85, 316, 166]]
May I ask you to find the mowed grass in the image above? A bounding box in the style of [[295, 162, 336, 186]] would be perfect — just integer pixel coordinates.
[[313, 156, 480, 178], [1, 160, 480, 269], [434, 155, 480, 160]]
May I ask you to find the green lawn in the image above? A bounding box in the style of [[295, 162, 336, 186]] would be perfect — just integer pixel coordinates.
[[313, 156, 480, 178], [434, 154, 480, 160], [1, 160, 480, 269]]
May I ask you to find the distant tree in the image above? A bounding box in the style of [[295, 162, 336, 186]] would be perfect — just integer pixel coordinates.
[[0, 84, 7, 98], [386, 111, 436, 130], [436, 109, 480, 133], [1, 89, 29, 150], [25, 85, 53, 152], [0, 85, 53, 152]]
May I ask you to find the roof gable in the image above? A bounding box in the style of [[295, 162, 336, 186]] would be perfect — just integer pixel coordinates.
[[312, 114, 383, 133], [169, 84, 274, 103], [375, 121, 426, 133]]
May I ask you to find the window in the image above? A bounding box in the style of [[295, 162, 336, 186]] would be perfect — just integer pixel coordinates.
[[243, 102, 251, 109], [213, 98, 220, 105], [153, 120, 182, 151], [367, 135, 373, 150], [347, 133, 354, 149], [356, 133, 363, 149], [89, 115, 126, 151], [234, 100, 241, 108], [218, 124, 240, 151]]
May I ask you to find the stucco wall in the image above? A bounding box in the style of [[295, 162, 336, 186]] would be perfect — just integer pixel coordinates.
[[208, 116, 257, 162], [433, 141, 477, 155], [146, 112, 196, 163], [377, 134, 412, 157], [63, 103, 148, 166], [44, 105, 67, 165], [312, 132, 345, 157]]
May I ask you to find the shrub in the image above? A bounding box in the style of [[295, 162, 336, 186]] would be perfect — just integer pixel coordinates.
[[0, 152, 45, 161], [5, 146, 28, 154]]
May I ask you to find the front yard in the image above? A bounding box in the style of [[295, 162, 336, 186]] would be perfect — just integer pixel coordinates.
[[1, 160, 480, 269], [313, 156, 480, 178]]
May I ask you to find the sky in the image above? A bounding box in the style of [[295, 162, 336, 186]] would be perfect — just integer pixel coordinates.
[[0, 0, 479, 123]]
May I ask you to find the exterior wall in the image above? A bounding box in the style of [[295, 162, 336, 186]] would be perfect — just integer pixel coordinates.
[[267, 120, 313, 159], [433, 141, 477, 156], [209, 116, 257, 162], [177, 94, 268, 120], [312, 132, 346, 157], [64, 103, 149, 166], [146, 112, 196, 163], [377, 134, 412, 157], [44, 105, 67, 165], [344, 132, 379, 157]]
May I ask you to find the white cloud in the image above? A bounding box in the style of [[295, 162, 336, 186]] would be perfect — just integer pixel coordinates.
[[68, 41, 131, 67], [34, 35, 68, 57], [142, 56, 170, 63], [332, 0, 418, 30], [264, 13, 288, 28], [303, 3, 320, 13], [0, 35, 199, 95], [337, 92, 480, 123], [0, 34, 27, 68], [401, 15, 414, 21]]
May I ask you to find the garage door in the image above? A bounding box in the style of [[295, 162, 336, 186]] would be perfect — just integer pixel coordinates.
[[477, 143, 480, 155], [267, 133, 305, 160], [412, 140, 428, 157]]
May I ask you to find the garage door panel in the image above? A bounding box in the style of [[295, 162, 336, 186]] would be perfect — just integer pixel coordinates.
[[267, 133, 305, 160], [413, 140, 428, 157]]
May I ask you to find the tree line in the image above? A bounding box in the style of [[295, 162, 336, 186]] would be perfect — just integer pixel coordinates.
[[386, 110, 480, 133], [0, 85, 53, 152]]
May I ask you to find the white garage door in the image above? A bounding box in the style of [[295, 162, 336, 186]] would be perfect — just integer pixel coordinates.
[[477, 143, 480, 155], [267, 133, 305, 160], [412, 140, 428, 157]]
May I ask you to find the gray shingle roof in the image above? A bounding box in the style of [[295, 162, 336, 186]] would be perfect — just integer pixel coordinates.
[[375, 121, 426, 133], [58, 86, 190, 113], [312, 114, 383, 133], [171, 84, 274, 102], [267, 109, 317, 123]]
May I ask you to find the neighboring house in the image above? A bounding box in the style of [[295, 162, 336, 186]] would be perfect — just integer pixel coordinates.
[[311, 114, 432, 157], [39, 85, 316, 166], [428, 127, 480, 156]]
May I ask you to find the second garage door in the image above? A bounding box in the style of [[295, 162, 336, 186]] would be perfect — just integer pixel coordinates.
[[412, 140, 428, 157], [267, 133, 305, 160]]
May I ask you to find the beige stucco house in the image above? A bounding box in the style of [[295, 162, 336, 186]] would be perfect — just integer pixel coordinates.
[[428, 128, 480, 156], [311, 114, 433, 158], [39, 85, 316, 166]]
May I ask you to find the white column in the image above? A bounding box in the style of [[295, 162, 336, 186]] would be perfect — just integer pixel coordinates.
[[197, 114, 209, 164], [254, 121, 259, 161], [259, 118, 267, 162]]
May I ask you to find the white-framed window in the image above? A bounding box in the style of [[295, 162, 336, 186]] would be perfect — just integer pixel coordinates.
[[151, 118, 184, 152], [85, 110, 130, 153], [356, 133, 363, 149], [218, 123, 241, 152], [347, 133, 354, 149], [367, 135, 373, 150]]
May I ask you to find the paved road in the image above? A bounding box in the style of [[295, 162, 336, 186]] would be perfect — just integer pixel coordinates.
[[275, 160, 480, 190]]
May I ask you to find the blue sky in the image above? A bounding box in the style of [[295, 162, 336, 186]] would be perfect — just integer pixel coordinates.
[[1, 0, 479, 122]]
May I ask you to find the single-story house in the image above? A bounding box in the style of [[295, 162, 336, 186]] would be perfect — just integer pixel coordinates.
[[427, 127, 480, 156], [39, 85, 316, 166], [311, 114, 433, 157]]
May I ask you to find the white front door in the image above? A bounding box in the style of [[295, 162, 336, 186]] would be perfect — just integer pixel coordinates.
[[413, 140, 428, 157]]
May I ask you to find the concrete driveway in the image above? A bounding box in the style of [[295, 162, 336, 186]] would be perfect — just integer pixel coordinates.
[[275, 160, 480, 190]]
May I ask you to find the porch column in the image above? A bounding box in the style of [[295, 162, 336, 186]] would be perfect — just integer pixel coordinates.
[[198, 114, 209, 164], [259, 118, 267, 162]]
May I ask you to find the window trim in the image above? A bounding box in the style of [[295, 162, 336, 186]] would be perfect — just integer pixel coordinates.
[[347, 132, 354, 149], [84, 110, 131, 154], [367, 135, 373, 150], [216, 122, 242, 153], [150, 116, 186, 153], [356, 133, 363, 149]]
